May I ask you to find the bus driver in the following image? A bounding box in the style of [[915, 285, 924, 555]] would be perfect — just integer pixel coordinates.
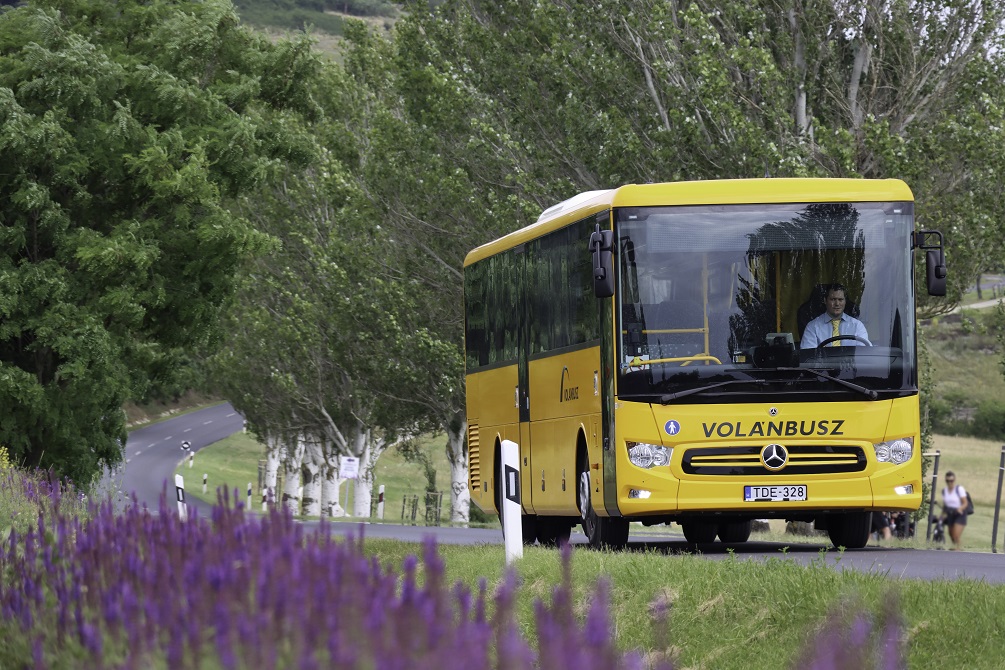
[[800, 284, 871, 348]]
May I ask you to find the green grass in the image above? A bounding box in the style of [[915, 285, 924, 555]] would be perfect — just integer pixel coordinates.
[[354, 538, 1005, 669]]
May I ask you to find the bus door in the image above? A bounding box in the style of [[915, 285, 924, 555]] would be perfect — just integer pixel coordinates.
[[515, 243, 535, 514]]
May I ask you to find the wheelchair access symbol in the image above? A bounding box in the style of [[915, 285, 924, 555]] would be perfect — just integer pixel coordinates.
[[664, 420, 681, 436]]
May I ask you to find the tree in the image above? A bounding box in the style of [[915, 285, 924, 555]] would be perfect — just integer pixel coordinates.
[[212, 144, 434, 517], [344, 0, 1005, 522], [0, 0, 321, 485]]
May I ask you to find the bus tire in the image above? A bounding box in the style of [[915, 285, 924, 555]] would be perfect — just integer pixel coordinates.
[[681, 521, 718, 545], [521, 514, 538, 546], [827, 512, 872, 549], [536, 517, 573, 547], [577, 453, 629, 549], [717, 520, 753, 543]]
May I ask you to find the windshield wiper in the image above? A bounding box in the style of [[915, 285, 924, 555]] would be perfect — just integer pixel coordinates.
[[660, 379, 767, 404], [775, 367, 879, 400]]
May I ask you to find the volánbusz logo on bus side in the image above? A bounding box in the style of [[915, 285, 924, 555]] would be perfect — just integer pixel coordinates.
[[559, 366, 578, 402], [701, 420, 845, 438]]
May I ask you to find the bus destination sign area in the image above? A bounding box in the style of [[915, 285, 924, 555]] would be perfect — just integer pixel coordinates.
[[744, 485, 808, 502]]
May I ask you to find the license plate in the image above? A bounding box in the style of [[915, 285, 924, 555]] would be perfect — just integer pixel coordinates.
[[744, 485, 807, 502]]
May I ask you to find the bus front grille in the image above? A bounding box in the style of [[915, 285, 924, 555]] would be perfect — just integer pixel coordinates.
[[681, 445, 867, 475], [468, 424, 480, 491]]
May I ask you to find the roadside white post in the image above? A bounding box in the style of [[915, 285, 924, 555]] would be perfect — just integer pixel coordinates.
[[262, 488, 268, 512], [189, 452, 194, 469], [501, 439, 523, 564], [247, 482, 252, 509], [202, 473, 208, 495], [377, 484, 385, 520], [175, 474, 187, 522]]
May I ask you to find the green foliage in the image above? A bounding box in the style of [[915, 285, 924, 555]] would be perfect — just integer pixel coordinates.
[[0, 0, 323, 486]]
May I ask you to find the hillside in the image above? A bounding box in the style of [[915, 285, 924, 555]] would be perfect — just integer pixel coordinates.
[[924, 307, 1005, 436], [232, 0, 399, 38]]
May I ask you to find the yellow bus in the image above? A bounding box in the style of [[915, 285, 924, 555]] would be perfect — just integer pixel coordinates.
[[463, 179, 946, 549]]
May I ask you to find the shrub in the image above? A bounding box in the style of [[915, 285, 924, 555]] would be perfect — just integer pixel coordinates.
[[972, 400, 1005, 441], [0, 481, 650, 669]]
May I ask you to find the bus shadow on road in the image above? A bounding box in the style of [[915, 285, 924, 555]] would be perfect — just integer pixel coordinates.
[[616, 539, 890, 556]]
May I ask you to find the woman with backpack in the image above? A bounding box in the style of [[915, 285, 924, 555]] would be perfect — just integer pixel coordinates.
[[940, 471, 970, 550]]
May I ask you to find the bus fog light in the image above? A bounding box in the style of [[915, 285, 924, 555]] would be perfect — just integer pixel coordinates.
[[629, 489, 651, 499], [873, 437, 913, 464], [627, 442, 672, 469], [894, 484, 914, 495]]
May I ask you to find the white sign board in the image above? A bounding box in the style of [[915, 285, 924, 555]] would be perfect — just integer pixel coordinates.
[[339, 456, 360, 480]]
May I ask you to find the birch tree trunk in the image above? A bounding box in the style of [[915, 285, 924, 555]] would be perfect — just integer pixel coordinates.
[[264, 435, 282, 507], [349, 424, 372, 518], [300, 435, 323, 517], [320, 447, 343, 517], [445, 411, 469, 523], [281, 436, 305, 515]]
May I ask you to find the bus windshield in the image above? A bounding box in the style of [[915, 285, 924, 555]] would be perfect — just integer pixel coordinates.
[[615, 201, 916, 403]]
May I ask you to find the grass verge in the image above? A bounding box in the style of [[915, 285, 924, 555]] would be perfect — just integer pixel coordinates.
[[355, 537, 1005, 669]]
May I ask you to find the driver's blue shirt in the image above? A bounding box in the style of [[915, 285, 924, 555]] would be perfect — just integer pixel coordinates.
[[800, 312, 871, 348]]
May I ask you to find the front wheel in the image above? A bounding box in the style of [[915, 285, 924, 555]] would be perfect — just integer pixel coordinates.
[[681, 521, 718, 545], [578, 467, 629, 549], [827, 512, 872, 549], [717, 520, 753, 543]]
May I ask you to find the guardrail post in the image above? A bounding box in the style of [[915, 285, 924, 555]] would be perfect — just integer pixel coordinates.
[[377, 484, 385, 520], [501, 439, 523, 564], [993, 446, 1005, 554], [175, 474, 187, 522], [925, 450, 941, 542]]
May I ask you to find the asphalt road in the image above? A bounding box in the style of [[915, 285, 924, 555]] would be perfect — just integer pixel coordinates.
[[119, 404, 1005, 583], [117, 402, 245, 516]]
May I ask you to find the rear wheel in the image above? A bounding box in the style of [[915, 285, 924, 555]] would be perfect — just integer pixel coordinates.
[[681, 521, 718, 545], [827, 512, 872, 549], [578, 456, 629, 549], [521, 515, 538, 546], [717, 520, 753, 543]]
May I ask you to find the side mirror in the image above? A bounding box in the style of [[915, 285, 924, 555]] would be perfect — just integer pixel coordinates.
[[926, 249, 947, 297], [590, 225, 615, 298], [915, 230, 947, 297]]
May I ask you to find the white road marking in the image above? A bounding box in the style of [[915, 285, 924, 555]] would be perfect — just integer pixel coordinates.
[[183, 428, 192, 432], [203, 421, 213, 425]]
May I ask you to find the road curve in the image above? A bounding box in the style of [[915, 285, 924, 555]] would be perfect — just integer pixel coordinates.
[[119, 402, 245, 516], [120, 406, 1005, 583]]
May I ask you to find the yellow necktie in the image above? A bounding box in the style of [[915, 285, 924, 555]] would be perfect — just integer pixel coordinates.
[[830, 318, 841, 346]]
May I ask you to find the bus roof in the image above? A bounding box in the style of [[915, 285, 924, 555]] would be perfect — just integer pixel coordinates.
[[463, 178, 913, 267]]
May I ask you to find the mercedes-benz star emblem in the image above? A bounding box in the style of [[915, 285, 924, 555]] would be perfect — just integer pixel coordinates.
[[761, 443, 788, 471]]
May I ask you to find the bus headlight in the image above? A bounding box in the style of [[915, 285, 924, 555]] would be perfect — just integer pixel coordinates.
[[873, 438, 913, 464], [627, 442, 672, 469]]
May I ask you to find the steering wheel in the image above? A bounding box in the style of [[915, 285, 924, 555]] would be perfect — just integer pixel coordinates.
[[817, 335, 870, 348]]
